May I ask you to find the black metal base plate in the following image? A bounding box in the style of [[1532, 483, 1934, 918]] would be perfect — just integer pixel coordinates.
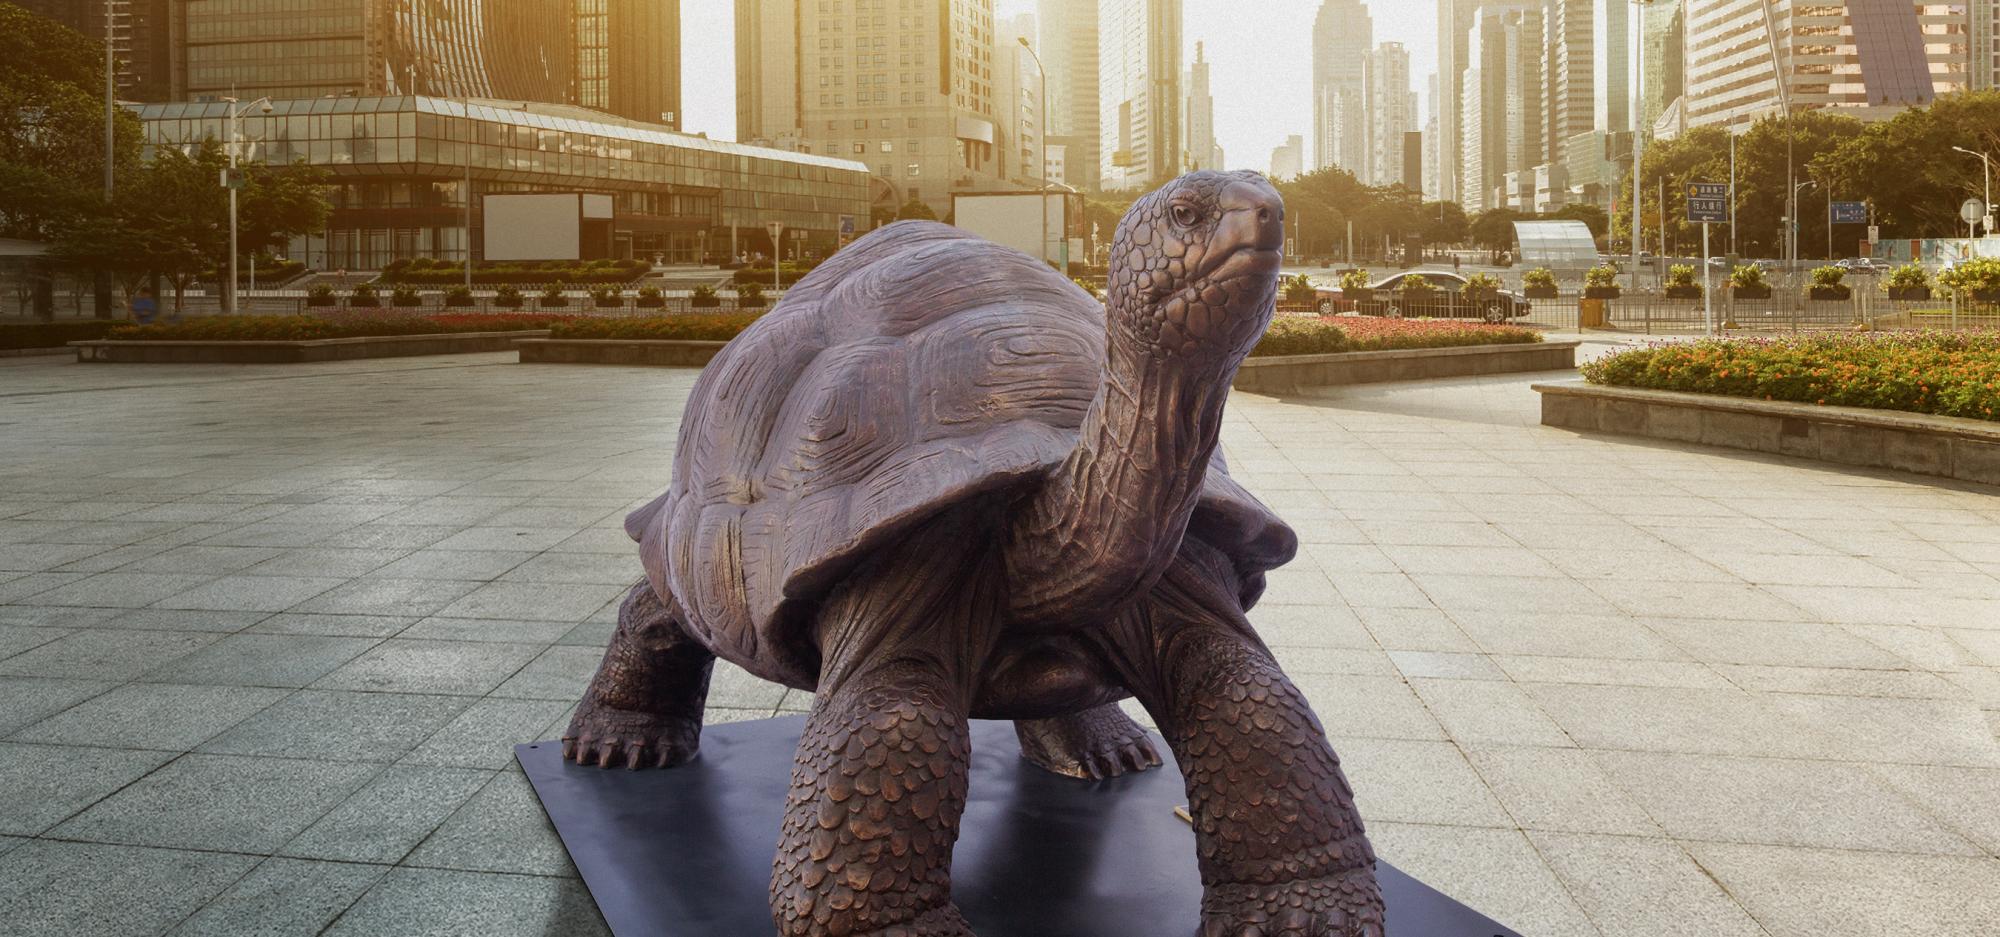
[[518, 716, 1521, 937]]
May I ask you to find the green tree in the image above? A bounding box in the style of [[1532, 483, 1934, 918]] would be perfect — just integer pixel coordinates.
[[1545, 202, 1609, 239], [1814, 91, 2000, 243], [1419, 201, 1470, 245], [1467, 208, 1525, 251], [1618, 111, 1863, 260], [894, 196, 937, 221]]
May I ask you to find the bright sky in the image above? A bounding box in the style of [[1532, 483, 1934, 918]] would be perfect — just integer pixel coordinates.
[[680, 1, 1437, 174]]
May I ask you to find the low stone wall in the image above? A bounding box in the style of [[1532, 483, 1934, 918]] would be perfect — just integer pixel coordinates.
[[514, 339, 728, 367], [1232, 341, 1578, 394], [1535, 380, 2000, 487], [71, 331, 550, 364]]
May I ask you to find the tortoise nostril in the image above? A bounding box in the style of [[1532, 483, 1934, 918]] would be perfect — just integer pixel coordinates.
[[1257, 208, 1270, 223]]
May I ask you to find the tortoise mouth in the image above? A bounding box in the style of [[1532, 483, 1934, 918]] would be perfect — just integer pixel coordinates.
[[1205, 244, 1282, 283]]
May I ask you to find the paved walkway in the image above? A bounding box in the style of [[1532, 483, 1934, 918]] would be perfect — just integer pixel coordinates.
[[0, 352, 1994, 937]]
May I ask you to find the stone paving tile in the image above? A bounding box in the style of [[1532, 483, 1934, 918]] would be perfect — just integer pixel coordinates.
[[312, 639, 545, 696], [289, 578, 482, 618], [247, 612, 417, 638], [0, 675, 115, 735], [1523, 683, 1836, 760], [1868, 764, 2000, 856], [401, 698, 572, 770], [164, 856, 387, 937], [488, 645, 606, 701], [140, 633, 380, 688], [116, 545, 285, 575], [239, 547, 409, 578], [0, 628, 222, 681], [1364, 822, 1599, 937], [279, 764, 492, 864], [1327, 737, 1510, 828], [1528, 832, 1766, 937], [199, 689, 473, 763], [51, 753, 379, 854], [434, 581, 628, 622], [22, 572, 217, 608], [0, 840, 259, 937], [1294, 674, 1445, 741], [321, 867, 609, 937], [1593, 750, 1983, 856], [1463, 745, 1660, 837], [0, 743, 174, 835], [0, 624, 69, 659], [0, 604, 125, 629], [1687, 842, 2000, 937], [92, 608, 269, 633], [1760, 693, 2000, 769], [398, 617, 577, 644], [1409, 678, 1573, 747], [370, 549, 539, 582], [404, 771, 576, 877], [8, 682, 288, 752]]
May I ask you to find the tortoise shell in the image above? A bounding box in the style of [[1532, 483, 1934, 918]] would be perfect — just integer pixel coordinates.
[[627, 221, 1296, 686]]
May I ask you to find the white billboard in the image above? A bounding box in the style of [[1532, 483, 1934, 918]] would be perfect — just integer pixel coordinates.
[[952, 192, 1069, 265], [484, 193, 583, 261]]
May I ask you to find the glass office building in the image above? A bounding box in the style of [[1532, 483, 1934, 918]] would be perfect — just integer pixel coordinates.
[[135, 96, 872, 269]]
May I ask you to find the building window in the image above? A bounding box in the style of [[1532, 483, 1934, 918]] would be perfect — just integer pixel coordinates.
[[880, 141, 893, 152], [907, 163, 920, 176], [853, 142, 865, 153]]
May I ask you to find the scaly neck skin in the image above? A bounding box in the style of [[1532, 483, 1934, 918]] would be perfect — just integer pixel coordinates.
[[1003, 304, 1241, 628]]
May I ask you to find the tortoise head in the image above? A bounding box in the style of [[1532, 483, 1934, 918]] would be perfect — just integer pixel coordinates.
[[1104, 170, 1285, 366]]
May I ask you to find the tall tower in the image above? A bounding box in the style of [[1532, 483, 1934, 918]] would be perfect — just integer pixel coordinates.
[[1185, 41, 1223, 170], [997, 13, 1043, 186], [1365, 42, 1412, 186], [1040, 0, 1101, 191], [1592, 0, 1632, 133], [1099, 0, 1183, 191], [1434, 0, 1481, 201], [1313, 0, 1374, 175]]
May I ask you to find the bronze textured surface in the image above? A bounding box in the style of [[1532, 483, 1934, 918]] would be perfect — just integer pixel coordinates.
[[563, 170, 1386, 936]]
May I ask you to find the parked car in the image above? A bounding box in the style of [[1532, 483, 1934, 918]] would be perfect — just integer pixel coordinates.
[[1836, 258, 1890, 275], [1314, 271, 1533, 322]]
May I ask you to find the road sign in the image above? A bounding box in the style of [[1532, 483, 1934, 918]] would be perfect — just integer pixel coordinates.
[[219, 168, 245, 190], [1868, 225, 1880, 244], [1963, 199, 1987, 224], [1830, 201, 1868, 225], [1687, 198, 1729, 225], [1687, 182, 1728, 200], [838, 214, 856, 237], [766, 221, 785, 243]]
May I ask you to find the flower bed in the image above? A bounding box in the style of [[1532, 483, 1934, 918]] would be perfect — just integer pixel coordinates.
[[1250, 317, 1541, 357], [108, 312, 577, 342], [379, 258, 651, 285], [1581, 331, 2000, 422], [548, 315, 765, 342]]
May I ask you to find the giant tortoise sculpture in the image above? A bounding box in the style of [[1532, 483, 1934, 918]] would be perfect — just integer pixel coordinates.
[[564, 170, 1384, 937]]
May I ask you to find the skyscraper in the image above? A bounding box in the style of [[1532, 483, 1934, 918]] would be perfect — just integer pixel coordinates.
[[997, 13, 1044, 185], [1543, 0, 1593, 176], [1039, 0, 1100, 191], [1365, 42, 1413, 186], [1313, 0, 1374, 174], [1434, 0, 1481, 202], [1684, 0, 1975, 132], [1592, 0, 1632, 134], [576, 0, 683, 128], [1099, 0, 1182, 190], [734, 0, 1008, 215], [19, 0, 174, 101], [1185, 42, 1223, 170], [1460, 2, 1543, 211], [1270, 134, 1304, 181]]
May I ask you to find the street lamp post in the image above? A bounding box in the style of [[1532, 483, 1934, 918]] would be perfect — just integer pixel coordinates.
[[462, 95, 473, 292], [1792, 180, 1815, 267], [221, 95, 272, 316], [1018, 37, 1051, 267], [1953, 146, 1993, 237], [1628, 0, 1653, 293]]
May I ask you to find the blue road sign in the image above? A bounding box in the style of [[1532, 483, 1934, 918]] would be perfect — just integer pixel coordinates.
[[1830, 201, 1868, 225], [1687, 182, 1728, 200], [1687, 198, 1729, 224]]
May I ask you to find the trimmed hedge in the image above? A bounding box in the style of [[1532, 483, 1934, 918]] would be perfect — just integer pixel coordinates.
[[2, 321, 119, 351], [730, 262, 819, 286], [1581, 331, 2000, 422], [549, 315, 765, 342], [380, 258, 650, 285], [107, 313, 577, 342]]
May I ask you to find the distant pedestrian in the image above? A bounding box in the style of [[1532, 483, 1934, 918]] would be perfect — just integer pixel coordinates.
[[1452, 255, 1461, 272], [130, 288, 159, 325]]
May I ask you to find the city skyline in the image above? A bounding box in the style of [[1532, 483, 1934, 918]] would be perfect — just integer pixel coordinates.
[[681, 0, 1440, 177]]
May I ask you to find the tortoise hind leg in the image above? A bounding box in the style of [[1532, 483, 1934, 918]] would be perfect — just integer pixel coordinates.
[[1016, 703, 1163, 780], [563, 580, 715, 770]]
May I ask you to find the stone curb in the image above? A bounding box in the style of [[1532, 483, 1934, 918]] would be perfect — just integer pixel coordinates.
[[69, 330, 552, 364], [1232, 341, 1579, 393], [514, 339, 729, 368], [1534, 380, 2000, 487]]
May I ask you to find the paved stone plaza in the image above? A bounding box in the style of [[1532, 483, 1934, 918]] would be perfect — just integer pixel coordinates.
[[1, 351, 1996, 937]]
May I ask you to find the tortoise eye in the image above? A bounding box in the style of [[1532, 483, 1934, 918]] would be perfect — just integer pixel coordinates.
[[1170, 203, 1199, 228]]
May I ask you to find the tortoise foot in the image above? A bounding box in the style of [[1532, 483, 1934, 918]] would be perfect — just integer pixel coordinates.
[[1015, 702, 1164, 780], [1199, 866, 1385, 937], [561, 699, 700, 770]]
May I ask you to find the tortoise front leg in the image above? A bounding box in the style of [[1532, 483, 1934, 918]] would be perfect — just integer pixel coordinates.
[[563, 581, 714, 769], [1016, 702, 1162, 780], [1101, 545, 1383, 937]]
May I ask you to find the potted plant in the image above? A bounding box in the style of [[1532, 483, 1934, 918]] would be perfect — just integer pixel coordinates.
[[443, 285, 475, 308], [635, 286, 665, 309], [1940, 257, 2000, 303], [306, 284, 337, 308], [494, 284, 524, 309], [1280, 273, 1316, 308], [1885, 263, 1931, 301], [347, 283, 379, 308], [1337, 268, 1373, 305], [540, 285, 569, 308], [1663, 264, 1702, 300], [389, 286, 422, 309], [591, 287, 623, 309], [690, 284, 722, 308], [1521, 267, 1558, 299], [1807, 265, 1851, 301], [736, 280, 767, 309], [1583, 265, 1620, 299], [1730, 264, 1772, 300], [1389, 273, 1435, 317]]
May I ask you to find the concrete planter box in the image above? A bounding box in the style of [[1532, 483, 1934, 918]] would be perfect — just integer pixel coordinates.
[[71, 330, 550, 364], [1535, 380, 2000, 487], [516, 338, 729, 367], [1233, 341, 1578, 394]]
